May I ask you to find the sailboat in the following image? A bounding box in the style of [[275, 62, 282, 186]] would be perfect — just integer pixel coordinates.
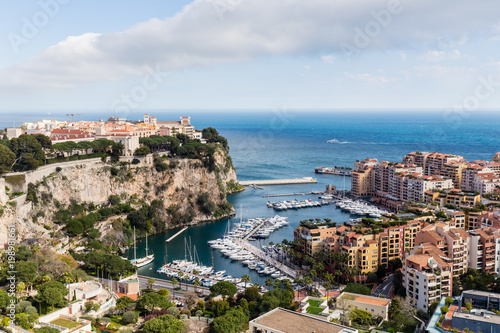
[[131, 227, 155, 268]]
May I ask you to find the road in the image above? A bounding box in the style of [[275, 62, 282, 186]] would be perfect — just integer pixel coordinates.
[[373, 274, 394, 298], [138, 275, 211, 297]]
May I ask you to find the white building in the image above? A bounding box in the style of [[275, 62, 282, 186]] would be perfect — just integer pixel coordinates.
[[6, 127, 23, 139], [404, 244, 453, 311]]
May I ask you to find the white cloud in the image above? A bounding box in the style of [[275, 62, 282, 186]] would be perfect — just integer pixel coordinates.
[[303, 65, 311, 70], [344, 72, 395, 84], [1, 0, 500, 90], [320, 55, 335, 64], [413, 65, 475, 80], [423, 50, 468, 62]]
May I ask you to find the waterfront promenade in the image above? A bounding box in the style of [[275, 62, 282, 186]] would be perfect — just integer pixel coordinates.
[[233, 239, 297, 278], [240, 177, 317, 186]]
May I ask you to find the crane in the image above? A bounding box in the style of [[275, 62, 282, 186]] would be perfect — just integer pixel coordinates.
[[66, 113, 87, 122]]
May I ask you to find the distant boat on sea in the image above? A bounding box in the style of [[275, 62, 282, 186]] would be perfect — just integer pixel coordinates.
[[325, 138, 340, 143]]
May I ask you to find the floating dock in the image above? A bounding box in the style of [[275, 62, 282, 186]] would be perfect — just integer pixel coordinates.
[[165, 226, 188, 243], [234, 239, 297, 278], [239, 177, 317, 186]]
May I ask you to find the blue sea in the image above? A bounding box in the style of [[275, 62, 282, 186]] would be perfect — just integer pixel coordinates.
[[4, 110, 500, 284]]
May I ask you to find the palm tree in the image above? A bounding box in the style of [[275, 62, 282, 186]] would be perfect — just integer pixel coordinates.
[[148, 278, 156, 289], [265, 278, 274, 291], [193, 279, 201, 293], [241, 274, 251, 289], [303, 276, 313, 295], [273, 279, 281, 290], [177, 272, 184, 290], [310, 270, 318, 290], [171, 278, 178, 298]]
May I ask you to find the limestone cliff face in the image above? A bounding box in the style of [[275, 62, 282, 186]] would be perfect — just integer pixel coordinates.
[[0, 147, 239, 245]]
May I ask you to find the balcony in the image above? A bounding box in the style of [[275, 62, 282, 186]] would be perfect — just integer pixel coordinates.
[[301, 234, 312, 241]]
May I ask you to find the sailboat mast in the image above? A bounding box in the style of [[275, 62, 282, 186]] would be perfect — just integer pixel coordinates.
[[145, 234, 149, 257], [134, 227, 137, 261]]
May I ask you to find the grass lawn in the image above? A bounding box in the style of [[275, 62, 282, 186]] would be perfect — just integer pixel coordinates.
[[50, 318, 80, 329], [306, 306, 325, 315], [307, 299, 323, 307]]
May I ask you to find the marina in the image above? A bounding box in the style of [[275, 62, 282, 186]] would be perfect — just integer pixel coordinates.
[[266, 198, 334, 210], [239, 177, 317, 186], [129, 176, 353, 286], [335, 199, 388, 218], [262, 191, 322, 198]]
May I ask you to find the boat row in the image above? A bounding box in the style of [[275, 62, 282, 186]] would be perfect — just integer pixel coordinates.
[[267, 199, 326, 210], [209, 215, 289, 242], [335, 199, 388, 218], [157, 265, 240, 287]]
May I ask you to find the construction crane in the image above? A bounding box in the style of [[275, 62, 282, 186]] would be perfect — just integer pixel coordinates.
[[66, 113, 87, 122]]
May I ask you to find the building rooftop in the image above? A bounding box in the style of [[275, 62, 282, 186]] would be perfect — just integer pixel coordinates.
[[453, 309, 500, 326], [250, 307, 356, 333], [462, 290, 500, 298]]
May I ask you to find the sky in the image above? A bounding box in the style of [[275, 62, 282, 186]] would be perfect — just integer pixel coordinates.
[[1, 0, 500, 112]]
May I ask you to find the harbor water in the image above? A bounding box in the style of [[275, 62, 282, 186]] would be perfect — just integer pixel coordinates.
[[128, 174, 351, 286]]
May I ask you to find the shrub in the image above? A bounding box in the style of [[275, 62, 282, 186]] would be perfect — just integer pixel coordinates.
[[158, 289, 169, 296], [440, 306, 449, 314], [55, 167, 62, 172], [445, 297, 454, 307], [122, 311, 137, 324], [132, 158, 140, 165], [110, 167, 119, 176], [166, 307, 180, 317]]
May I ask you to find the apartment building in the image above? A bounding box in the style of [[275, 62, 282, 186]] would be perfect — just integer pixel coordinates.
[[403, 151, 431, 169], [424, 152, 464, 176], [472, 172, 500, 195], [424, 189, 481, 208], [351, 168, 375, 198], [442, 160, 469, 189], [415, 223, 469, 276], [445, 210, 466, 229], [293, 224, 337, 257], [403, 151, 464, 176], [294, 221, 422, 274], [461, 164, 492, 191], [476, 210, 500, 230], [468, 228, 498, 273], [404, 244, 453, 311]]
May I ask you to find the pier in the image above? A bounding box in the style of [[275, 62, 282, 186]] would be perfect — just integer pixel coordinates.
[[239, 177, 317, 186], [165, 226, 188, 243], [242, 220, 266, 241], [233, 239, 297, 278], [262, 191, 322, 198]]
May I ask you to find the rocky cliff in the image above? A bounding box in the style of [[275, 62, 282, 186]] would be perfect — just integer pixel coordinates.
[[0, 147, 240, 245]]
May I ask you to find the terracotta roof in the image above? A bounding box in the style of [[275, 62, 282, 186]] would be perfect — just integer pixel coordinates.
[[354, 295, 390, 306]]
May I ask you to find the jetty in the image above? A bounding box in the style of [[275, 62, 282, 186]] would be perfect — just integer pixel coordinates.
[[243, 220, 266, 241], [262, 191, 322, 198], [239, 177, 317, 186], [166, 226, 188, 243], [234, 239, 297, 278]]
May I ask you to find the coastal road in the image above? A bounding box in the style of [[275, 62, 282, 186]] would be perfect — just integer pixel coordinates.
[[373, 275, 394, 298], [138, 275, 211, 297]]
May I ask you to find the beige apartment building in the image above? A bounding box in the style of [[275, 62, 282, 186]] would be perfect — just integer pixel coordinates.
[[415, 223, 469, 276], [404, 243, 453, 311]]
